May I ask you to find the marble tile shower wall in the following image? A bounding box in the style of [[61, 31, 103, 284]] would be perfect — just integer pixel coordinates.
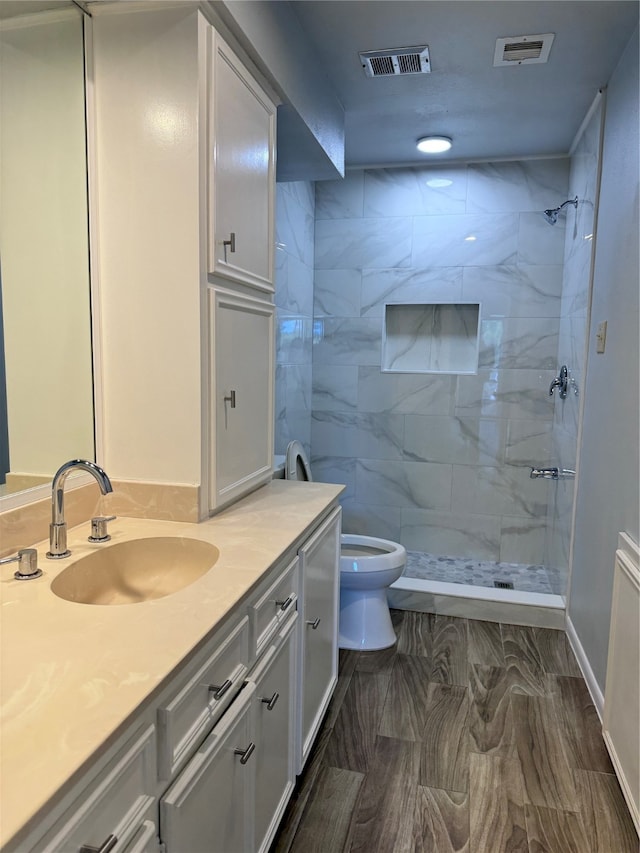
[[274, 180, 315, 457], [311, 159, 569, 566], [546, 101, 604, 578]]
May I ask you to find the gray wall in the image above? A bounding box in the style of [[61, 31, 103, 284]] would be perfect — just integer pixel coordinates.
[[311, 159, 570, 570], [274, 181, 315, 457], [568, 29, 640, 692]]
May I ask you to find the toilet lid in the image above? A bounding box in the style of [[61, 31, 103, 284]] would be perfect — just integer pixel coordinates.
[[285, 440, 312, 481]]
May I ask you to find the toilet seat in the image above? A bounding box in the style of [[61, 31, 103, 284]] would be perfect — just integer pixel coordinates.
[[285, 440, 312, 482], [340, 534, 406, 574]]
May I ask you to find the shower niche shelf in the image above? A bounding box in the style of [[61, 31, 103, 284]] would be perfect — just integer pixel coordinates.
[[382, 302, 480, 374]]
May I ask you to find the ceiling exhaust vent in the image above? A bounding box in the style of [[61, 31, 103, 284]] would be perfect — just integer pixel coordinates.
[[494, 33, 555, 66], [359, 45, 430, 78]]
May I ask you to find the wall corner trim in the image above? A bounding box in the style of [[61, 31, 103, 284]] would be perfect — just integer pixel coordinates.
[[566, 613, 605, 719]]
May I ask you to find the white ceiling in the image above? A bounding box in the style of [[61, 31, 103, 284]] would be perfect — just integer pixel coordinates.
[[290, 0, 639, 167]]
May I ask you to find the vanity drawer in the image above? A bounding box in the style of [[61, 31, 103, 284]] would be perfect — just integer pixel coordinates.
[[35, 725, 157, 853], [157, 616, 250, 780], [250, 556, 299, 658]]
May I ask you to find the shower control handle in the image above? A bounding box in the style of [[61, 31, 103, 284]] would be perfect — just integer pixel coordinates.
[[549, 365, 569, 399], [530, 467, 576, 480], [530, 467, 559, 480]]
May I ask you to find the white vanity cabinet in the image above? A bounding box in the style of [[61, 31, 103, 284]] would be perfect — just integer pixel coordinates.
[[91, 6, 277, 510], [10, 502, 341, 853], [157, 615, 251, 780], [208, 29, 276, 293], [159, 614, 297, 853], [32, 726, 159, 853], [249, 617, 298, 852], [208, 287, 275, 512], [297, 507, 341, 771], [159, 682, 256, 853], [205, 23, 277, 513]]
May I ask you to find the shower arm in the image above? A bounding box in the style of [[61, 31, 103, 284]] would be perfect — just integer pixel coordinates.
[[558, 196, 578, 212]]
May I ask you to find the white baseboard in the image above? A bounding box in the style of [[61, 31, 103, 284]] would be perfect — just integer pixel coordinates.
[[565, 614, 604, 719]]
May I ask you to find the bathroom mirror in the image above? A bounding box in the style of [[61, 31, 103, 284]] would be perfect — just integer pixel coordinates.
[[0, 1, 95, 501]]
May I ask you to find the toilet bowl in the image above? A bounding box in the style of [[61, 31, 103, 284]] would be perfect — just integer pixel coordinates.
[[282, 441, 406, 651], [339, 534, 406, 651]]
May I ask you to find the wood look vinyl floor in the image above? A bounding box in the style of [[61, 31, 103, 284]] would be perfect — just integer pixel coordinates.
[[271, 612, 638, 853]]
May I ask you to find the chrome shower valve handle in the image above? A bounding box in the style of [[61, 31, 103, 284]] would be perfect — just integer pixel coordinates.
[[549, 365, 569, 399]]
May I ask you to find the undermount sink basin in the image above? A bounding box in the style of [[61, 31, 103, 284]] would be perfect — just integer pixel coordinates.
[[50, 537, 220, 605]]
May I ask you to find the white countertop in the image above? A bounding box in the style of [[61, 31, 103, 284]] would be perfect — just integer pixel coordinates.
[[0, 480, 343, 849]]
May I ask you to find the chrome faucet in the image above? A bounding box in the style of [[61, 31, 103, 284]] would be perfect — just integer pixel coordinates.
[[47, 459, 113, 559]]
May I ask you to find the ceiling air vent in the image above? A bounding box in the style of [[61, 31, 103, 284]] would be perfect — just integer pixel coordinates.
[[494, 33, 555, 66], [359, 45, 430, 78]]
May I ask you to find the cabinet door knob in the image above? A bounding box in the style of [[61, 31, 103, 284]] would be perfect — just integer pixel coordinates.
[[261, 691, 279, 711], [223, 390, 237, 408], [208, 678, 233, 700], [234, 741, 256, 765], [306, 617, 321, 630], [275, 595, 294, 612], [79, 834, 118, 853], [223, 232, 236, 253]]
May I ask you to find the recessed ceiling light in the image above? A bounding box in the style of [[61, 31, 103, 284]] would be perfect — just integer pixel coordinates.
[[417, 136, 452, 154], [426, 177, 453, 188]]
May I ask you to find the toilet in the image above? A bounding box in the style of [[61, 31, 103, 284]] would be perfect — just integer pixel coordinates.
[[285, 439, 312, 482], [339, 535, 406, 650], [283, 441, 407, 651]]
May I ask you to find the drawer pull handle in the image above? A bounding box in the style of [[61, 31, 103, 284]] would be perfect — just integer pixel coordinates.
[[208, 678, 233, 700], [79, 834, 118, 853], [234, 741, 256, 765], [223, 390, 236, 409], [306, 617, 321, 630], [223, 232, 236, 253], [261, 691, 280, 711], [275, 595, 294, 612]]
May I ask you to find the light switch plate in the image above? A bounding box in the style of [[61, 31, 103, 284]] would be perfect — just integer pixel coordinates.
[[596, 320, 607, 354]]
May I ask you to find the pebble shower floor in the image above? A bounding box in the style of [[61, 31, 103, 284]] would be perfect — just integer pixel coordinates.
[[402, 552, 563, 595]]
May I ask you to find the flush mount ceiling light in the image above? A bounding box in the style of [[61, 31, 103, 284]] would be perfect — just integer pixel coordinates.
[[417, 136, 452, 154]]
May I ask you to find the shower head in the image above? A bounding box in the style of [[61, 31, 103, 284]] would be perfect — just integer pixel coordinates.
[[543, 196, 578, 225]]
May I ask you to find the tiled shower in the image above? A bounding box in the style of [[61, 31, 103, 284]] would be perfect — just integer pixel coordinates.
[[275, 103, 602, 600]]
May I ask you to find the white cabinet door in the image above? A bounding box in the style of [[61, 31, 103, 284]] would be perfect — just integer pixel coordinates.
[[249, 617, 297, 853], [160, 683, 256, 853], [125, 819, 160, 853], [209, 29, 276, 293], [35, 726, 157, 853], [208, 288, 274, 511], [298, 507, 341, 772]]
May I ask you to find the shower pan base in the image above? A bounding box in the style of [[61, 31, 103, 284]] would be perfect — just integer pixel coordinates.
[[389, 552, 565, 629]]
